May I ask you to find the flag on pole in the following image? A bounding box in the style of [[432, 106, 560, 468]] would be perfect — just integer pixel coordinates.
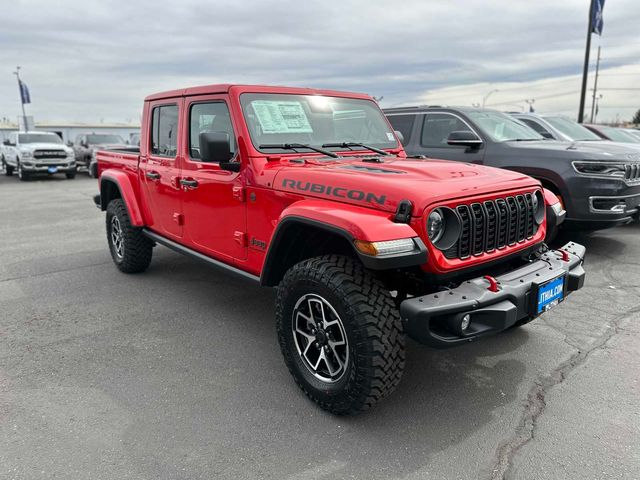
[[591, 0, 605, 35], [19, 80, 31, 104]]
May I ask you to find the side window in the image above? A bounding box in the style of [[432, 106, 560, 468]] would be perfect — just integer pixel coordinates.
[[189, 102, 236, 160], [151, 105, 179, 157], [421, 113, 474, 147], [386, 114, 415, 144], [520, 118, 551, 136]]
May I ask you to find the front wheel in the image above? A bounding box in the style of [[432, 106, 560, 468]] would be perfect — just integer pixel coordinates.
[[17, 162, 29, 181], [276, 255, 405, 415], [106, 199, 153, 273], [2, 157, 13, 176]]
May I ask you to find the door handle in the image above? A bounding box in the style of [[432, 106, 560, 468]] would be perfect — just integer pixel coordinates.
[[180, 178, 199, 189], [146, 171, 161, 180]]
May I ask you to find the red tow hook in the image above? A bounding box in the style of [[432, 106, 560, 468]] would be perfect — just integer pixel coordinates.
[[558, 250, 570, 262], [483, 275, 500, 292]]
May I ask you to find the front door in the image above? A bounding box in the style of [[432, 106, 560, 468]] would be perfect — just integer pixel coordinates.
[[417, 112, 485, 164], [180, 96, 246, 261], [140, 101, 184, 239]]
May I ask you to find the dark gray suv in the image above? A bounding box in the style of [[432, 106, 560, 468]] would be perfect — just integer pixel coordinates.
[[385, 106, 640, 230]]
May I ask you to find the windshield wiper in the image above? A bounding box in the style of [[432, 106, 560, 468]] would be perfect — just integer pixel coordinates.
[[259, 143, 339, 158], [322, 142, 390, 156]]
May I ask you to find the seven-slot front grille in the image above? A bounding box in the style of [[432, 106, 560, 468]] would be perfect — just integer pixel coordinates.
[[624, 163, 640, 181], [33, 150, 67, 159], [443, 192, 539, 260]]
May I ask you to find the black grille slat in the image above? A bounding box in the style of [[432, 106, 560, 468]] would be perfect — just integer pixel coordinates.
[[444, 192, 539, 260], [471, 203, 485, 255], [496, 199, 509, 248], [484, 201, 497, 251], [33, 150, 67, 159], [456, 205, 472, 259]]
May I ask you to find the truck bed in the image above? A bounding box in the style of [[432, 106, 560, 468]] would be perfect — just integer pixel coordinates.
[[96, 147, 140, 176]]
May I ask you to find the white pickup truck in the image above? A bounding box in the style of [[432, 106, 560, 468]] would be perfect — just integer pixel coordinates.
[[1, 131, 76, 181]]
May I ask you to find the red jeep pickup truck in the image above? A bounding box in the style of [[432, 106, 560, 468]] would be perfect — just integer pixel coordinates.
[[94, 84, 585, 414]]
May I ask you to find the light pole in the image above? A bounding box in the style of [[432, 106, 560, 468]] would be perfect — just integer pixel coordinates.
[[594, 94, 603, 123], [482, 89, 499, 108]]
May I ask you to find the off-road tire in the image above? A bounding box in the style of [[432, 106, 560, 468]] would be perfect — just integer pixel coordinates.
[[66, 171, 76, 179], [106, 199, 153, 273], [276, 255, 405, 415]]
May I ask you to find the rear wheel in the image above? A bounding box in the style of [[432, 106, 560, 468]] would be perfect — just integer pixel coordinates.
[[106, 199, 153, 273], [276, 255, 405, 415]]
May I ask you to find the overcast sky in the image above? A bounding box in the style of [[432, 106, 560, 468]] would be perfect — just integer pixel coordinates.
[[1, 0, 639, 125]]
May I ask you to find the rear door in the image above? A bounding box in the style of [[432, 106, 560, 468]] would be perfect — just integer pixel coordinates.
[[140, 100, 184, 239], [415, 112, 485, 164], [180, 95, 247, 261]]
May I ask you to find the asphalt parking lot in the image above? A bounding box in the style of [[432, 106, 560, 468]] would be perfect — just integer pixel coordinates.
[[0, 174, 638, 480]]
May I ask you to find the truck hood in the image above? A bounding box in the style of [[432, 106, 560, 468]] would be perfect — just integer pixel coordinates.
[[273, 156, 539, 214], [18, 143, 69, 151], [503, 139, 640, 161]]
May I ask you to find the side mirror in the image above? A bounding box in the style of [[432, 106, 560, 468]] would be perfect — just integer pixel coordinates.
[[394, 130, 405, 146], [66, 141, 73, 147], [199, 131, 239, 172], [81, 141, 89, 148], [540, 131, 554, 139], [447, 130, 483, 148]]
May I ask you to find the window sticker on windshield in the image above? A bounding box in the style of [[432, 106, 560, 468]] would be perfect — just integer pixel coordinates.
[[386, 132, 395, 141], [251, 100, 313, 134]]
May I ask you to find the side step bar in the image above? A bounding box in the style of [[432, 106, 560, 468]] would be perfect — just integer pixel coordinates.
[[142, 229, 260, 283]]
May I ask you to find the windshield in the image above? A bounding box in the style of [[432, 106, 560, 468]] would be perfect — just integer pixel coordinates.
[[86, 134, 125, 145], [240, 93, 398, 153], [544, 116, 601, 141], [467, 111, 543, 142], [598, 126, 640, 143], [18, 133, 63, 144]]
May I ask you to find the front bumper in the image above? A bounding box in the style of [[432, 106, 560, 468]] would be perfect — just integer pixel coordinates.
[[400, 242, 586, 348], [22, 161, 76, 173], [563, 176, 640, 227]]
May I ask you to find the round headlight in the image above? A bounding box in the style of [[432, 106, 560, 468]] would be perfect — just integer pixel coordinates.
[[533, 190, 545, 224], [427, 209, 445, 243]]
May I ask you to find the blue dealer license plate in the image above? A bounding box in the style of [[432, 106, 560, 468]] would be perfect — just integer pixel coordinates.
[[535, 275, 565, 314], [47, 166, 58, 173]]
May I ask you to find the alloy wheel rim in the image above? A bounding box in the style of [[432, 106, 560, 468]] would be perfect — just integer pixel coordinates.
[[110, 216, 124, 259], [291, 293, 349, 383]]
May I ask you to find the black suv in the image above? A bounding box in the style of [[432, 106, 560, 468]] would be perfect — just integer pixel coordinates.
[[385, 106, 640, 230]]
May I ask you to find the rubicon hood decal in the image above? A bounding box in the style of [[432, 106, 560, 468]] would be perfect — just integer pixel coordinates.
[[282, 179, 386, 205]]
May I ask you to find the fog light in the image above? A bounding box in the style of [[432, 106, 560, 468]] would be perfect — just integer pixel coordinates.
[[460, 314, 471, 332]]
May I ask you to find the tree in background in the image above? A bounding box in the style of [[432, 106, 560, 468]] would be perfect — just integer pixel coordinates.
[[633, 109, 640, 124]]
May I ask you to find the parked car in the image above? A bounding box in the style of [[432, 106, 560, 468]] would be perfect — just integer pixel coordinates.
[[73, 133, 129, 174], [94, 84, 584, 414], [584, 124, 640, 143], [129, 132, 140, 146], [511, 113, 640, 152], [623, 129, 640, 141], [385, 106, 640, 230], [1, 131, 76, 181]]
